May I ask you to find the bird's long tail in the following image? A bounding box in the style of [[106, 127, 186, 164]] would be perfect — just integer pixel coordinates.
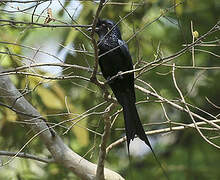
[[122, 98, 151, 152], [121, 94, 169, 179]]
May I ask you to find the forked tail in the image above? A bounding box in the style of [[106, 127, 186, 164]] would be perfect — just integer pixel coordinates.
[[121, 95, 169, 179], [122, 100, 152, 152]]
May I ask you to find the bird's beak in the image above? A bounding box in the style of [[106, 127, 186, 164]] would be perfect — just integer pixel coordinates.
[[86, 27, 99, 32]]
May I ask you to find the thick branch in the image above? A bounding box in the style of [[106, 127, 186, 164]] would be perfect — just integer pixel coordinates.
[[0, 66, 124, 180], [96, 103, 114, 180], [90, 0, 105, 79]]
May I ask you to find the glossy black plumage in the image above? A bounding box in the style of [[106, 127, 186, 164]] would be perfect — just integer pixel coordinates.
[[92, 19, 169, 179], [94, 19, 152, 152]]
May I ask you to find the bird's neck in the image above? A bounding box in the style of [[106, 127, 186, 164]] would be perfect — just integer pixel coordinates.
[[98, 33, 120, 50]]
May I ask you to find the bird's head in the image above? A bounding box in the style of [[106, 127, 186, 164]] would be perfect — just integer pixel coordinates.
[[88, 19, 122, 39]]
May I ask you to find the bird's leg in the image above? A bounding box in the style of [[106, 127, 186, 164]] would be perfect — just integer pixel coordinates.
[[117, 71, 123, 79], [106, 71, 123, 84]]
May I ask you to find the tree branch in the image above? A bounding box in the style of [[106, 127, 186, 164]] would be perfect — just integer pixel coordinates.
[[0, 66, 124, 180], [90, 0, 105, 80], [0, 151, 54, 163], [96, 103, 114, 180], [0, 19, 90, 28], [106, 119, 220, 153], [171, 63, 220, 149], [135, 83, 220, 130]]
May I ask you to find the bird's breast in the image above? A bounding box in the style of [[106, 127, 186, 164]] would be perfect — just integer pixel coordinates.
[[98, 48, 121, 79]]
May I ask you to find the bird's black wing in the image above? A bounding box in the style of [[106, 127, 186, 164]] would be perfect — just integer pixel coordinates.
[[117, 39, 133, 68], [117, 39, 136, 102]]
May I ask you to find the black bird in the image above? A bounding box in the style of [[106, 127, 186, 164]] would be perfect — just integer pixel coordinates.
[[93, 19, 152, 152], [90, 19, 168, 179]]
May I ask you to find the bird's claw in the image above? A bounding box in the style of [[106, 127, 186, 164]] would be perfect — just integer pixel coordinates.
[[106, 71, 123, 84], [117, 71, 123, 79]]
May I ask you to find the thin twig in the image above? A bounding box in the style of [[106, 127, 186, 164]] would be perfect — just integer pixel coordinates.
[[172, 63, 220, 149], [135, 82, 220, 130], [106, 119, 220, 153], [0, 151, 54, 163], [191, 21, 195, 67], [104, 20, 220, 84], [0, 19, 90, 28], [0, 62, 94, 74]]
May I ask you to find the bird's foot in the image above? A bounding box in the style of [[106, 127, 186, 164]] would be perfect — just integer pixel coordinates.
[[106, 71, 123, 84], [117, 71, 123, 79]]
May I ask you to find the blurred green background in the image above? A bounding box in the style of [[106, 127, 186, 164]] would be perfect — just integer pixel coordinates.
[[0, 0, 220, 179]]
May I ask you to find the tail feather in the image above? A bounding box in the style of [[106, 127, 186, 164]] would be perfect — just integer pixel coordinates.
[[121, 95, 169, 179], [122, 101, 152, 152]]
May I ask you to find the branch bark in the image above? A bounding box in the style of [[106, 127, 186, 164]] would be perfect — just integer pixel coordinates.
[[96, 103, 114, 180]]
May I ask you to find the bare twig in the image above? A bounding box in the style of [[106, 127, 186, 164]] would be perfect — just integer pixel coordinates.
[[205, 97, 220, 109], [0, 151, 54, 164], [0, 19, 90, 28], [0, 62, 94, 74], [0, 71, 91, 82], [106, 119, 220, 153], [171, 63, 220, 149], [104, 20, 220, 83], [135, 83, 220, 130], [191, 21, 195, 67]]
